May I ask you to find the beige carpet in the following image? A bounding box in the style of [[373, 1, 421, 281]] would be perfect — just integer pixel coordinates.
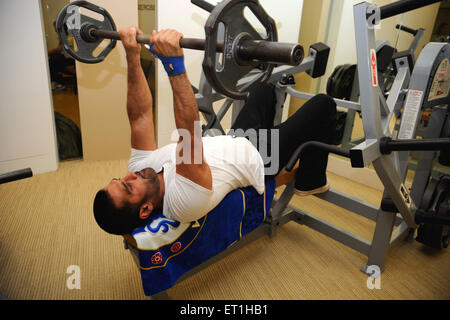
[[0, 159, 449, 300]]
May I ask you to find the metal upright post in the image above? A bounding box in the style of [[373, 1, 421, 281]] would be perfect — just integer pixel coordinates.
[[352, 1, 420, 273], [353, 2, 417, 228], [362, 208, 398, 273], [341, 68, 361, 149]]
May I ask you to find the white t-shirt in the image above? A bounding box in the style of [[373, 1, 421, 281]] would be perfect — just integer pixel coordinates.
[[127, 135, 265, 223]]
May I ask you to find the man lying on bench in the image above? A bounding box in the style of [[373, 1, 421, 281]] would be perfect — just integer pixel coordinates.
[[93, 27, 337, 235]]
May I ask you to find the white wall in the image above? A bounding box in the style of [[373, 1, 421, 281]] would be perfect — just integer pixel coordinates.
[[0, 0, 58, 175], [156, 0, 303, 147], [318, 0, 360, 94]]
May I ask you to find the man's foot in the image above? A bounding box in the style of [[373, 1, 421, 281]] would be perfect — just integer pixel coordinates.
[[294, 183, 330, 196]]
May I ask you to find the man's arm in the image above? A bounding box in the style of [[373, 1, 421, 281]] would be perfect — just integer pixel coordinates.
[[119, 27, 156, 151], [151, 29, 212, 190]]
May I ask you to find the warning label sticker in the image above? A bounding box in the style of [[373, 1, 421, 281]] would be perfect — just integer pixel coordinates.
[[370, 49, 378, 87], [428, 58, 449, 101], [398, 90, 423, 140]]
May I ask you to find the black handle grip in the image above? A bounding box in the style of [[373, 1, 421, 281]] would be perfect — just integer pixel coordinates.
[[90, 29, 220, 51], [0, 168, 33, 185], [380, 137, 450, 154], [380, 0, 442, 20], [395, 24, 418, 35]]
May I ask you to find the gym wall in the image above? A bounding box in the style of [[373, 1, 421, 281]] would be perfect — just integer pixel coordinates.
[[0, 0, 59, 175], [288, 0, 332, 116]]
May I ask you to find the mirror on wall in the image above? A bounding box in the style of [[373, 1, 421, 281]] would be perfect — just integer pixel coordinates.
[[41, 0, 83, 161]]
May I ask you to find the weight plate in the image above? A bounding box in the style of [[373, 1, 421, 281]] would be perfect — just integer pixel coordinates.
[[56, 0, 117, 64], [339, 64, 357, 100], [326, 65, 340, 98], [203, 0, 277, 99]]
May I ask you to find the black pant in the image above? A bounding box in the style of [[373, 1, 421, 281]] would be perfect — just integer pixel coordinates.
[[230, 83, 337, 191]]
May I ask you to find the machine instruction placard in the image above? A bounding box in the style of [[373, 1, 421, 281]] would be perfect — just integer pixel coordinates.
[[428, 58, 449, 101], [398, 90, 423, 140]]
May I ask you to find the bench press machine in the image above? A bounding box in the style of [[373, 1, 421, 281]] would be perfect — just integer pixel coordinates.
[[122, 38, 331, 300]]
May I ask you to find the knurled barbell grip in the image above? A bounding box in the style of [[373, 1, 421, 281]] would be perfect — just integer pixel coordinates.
[[90, 28, 223, 51]]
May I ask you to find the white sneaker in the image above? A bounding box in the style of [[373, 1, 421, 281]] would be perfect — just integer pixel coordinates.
[[294, 183, 330, 196]]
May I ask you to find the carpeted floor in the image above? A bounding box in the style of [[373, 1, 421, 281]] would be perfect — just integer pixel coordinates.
[[0, 159, 449, 300]]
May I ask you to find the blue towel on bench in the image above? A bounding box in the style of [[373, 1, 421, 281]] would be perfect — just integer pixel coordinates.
[[131, 179, 276, 296]]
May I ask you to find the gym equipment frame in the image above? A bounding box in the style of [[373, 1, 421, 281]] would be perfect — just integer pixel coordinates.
[[339, 23, 425, 151], [278, 0, 449, 273]]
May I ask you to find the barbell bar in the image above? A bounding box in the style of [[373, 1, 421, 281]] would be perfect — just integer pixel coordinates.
[[82, 25, 304, 66]]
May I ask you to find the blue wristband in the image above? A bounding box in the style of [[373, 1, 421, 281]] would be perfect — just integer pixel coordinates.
[[146, 44, 186, 77]]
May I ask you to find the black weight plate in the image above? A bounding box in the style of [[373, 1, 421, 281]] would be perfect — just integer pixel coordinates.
[[327, 65, 349, 99], [326, 66, 341, 97], [56, 1, 117, 64], [338, 64, 357, 100], [203, 0, 277, 99]]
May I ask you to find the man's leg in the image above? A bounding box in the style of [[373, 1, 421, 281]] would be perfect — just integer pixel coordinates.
[[268, 94, 337, 192], [230, 82, 277, 132], [230, 86, 337, 192]]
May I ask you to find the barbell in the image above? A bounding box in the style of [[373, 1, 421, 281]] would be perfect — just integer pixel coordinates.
[[56, 0, 304, 99]]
